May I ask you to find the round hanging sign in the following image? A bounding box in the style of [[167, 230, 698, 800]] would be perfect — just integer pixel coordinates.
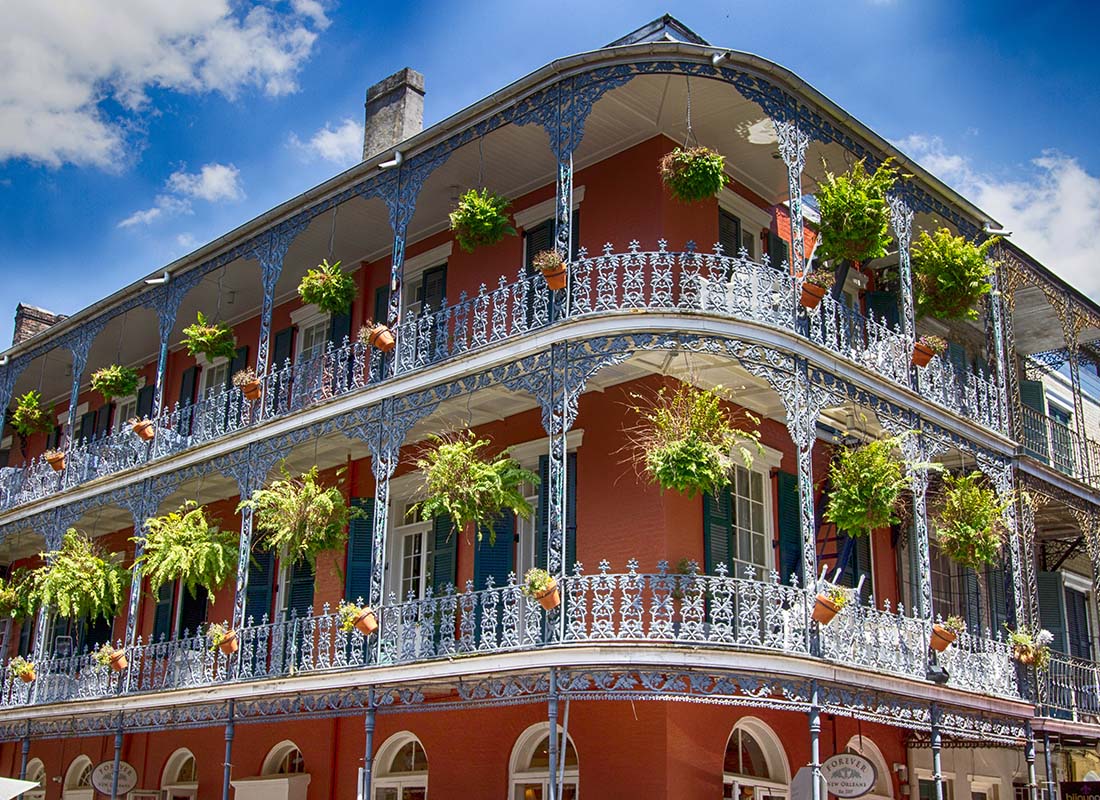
[[821, 753, 877, 799], [91, 760, 138, 796]]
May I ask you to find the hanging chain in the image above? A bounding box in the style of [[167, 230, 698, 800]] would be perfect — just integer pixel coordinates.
[[683, 76, 698, 149], [477, 135, 485, 188], [328, 205, 338, 263]]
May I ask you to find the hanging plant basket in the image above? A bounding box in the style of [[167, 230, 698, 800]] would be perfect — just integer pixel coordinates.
[[1008, 628, 1052, 669], [31, 529, 128, 622], [232, 367, 262, 401], [90, 365, 139, 402], [449, 188, 517, 253], [0, 569, 34, 623], [182, 312, 237, 362], [800, 272, 836, 309], [815, 158, 898, 265], [298, 259, 358, 314], [935, 472, 1009, 573], [338, 602, 378, 636], [136, 501, 239, 601], [913, 229, 997, 321], [522, 569, 560, 611], [360, 323, 395, 353], [911, 335, 947, 368], [10, 391, 55, 438], [44, 449, 65, 472], [659, 146, 727, 203], [533, 250, 567, 291], [130, 418, 155, 441], [824, 434, 910, 539]]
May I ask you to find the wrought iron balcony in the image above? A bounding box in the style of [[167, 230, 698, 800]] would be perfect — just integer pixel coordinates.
[[1019, 404, 1100, 488], [1041, 650, 1100, 722], [0, 243, 1003, 516], [0, 562, 1022, 712]]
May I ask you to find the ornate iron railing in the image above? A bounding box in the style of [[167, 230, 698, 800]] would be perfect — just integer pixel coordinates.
[[1019, 405, 1100, 488], [0, 563, 1022, 711], [0, 244, 1003, 514], [1041, 651, 1100, 721]]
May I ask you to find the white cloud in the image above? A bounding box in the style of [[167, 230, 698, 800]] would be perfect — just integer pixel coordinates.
[[176, 232, 199, 250], [0, 0, 329, 169], [118, 162, 241, 227], [289, 118, 364, 165], [895, 134, 1100, 302]]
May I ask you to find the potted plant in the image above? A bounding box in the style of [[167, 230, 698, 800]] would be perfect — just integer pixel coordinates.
[[824, 434, 910, 538], [0, 568, 34, 623], [182, 312, 237, 362], [659, 146, 727, 203], [90, 365, 139, 403], [800, 271, 836, 309], [337, 601, 378, 636], [298, 259, 358, 314], [414, 431, 539, 545], [9, 656, 35, 684], [239, 465, 358, 566], [626, 382, 762, 499], [913, 229, 997, 321], [931, 614, 965, 652], [912, 334, 947, 368], [93, 642, 128, 672], [814, 158, 898, 267], [10, 390, 55, 440], [43, 448, 66, 472], [206, 622, 238, 655], [360, 322, 395, 353], [232, 367, 262, 401], [136, 501, 239, 602], [522, 568, 560, 611], [533, 250, 567, 291], [449, 188, 517, 253], [1007, 626, 1053, 669], [812, 585, 850, 625], [129, 417, 155, 442], [30, 529, 127, 623]]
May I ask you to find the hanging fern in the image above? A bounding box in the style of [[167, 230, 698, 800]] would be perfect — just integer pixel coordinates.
[[0, 568, 35, 621], [913, 229, 997, 321], [659, 147, 727, 203], [815, 158, 898, 265], [91, 365, 139, 402], [935, 471, 1009, 571], [239, 465, 357, 566], [824, 435, 911, 538], [31, 529, 128, 621], [136, 502, 240, 600], [298, 259, 358, 314], [9, 391, 54, 438], [414, 431, 540, 545], [449, 188, 516, 253], [182, 312, 237, 362]]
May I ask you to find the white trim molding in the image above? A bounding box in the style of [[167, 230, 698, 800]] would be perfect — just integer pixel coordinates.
[[513, 186, 586, 231]]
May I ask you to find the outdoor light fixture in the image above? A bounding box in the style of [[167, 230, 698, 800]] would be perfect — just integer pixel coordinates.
[[712, 50, 732, 65], [144, 270, 170, 286], [983, 222, 1011, 236], [0, 355, 8, 366], [379, 150, 404, 170], [926, 664, 950, 684]]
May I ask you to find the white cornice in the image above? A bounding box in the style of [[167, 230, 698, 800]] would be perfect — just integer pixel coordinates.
[[513, 185, 586, 231]]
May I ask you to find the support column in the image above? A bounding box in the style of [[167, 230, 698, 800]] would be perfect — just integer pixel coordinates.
[[774, 117, 809, 278], [29, 515, 63, 682], [361, 691, 376, 800], [547, 669, 560, 800], [888, 194, 916, 343], [779, 360, 825, 588], [930, 702, 944, 800], [110, 722, 123, 800], [977, 453, 1024, 627], [18, 733, 29, 783], [222, 700, 235, 800], [901, 433, 934, 620], [1043, 732, 1058, 800], [63, 335, 94, 455], [1026, 724, 1038, 800], [368, 401, 400, 616], [230, 458, 257, 636], [809, 681, 823, 800], [252, 218, 308, 380], [987, 266, 1012, 435], [151, 287, 179, 419]]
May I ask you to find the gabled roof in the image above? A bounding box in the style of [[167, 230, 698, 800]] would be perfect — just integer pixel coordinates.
[[605, 14, 710, 47]]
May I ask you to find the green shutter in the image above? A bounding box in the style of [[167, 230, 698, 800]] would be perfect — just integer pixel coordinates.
[[284, 559, 315, 619], [1065, 587, 1093, 659], [228, 346, 249, 389], [177, 585, 208, 636], [767, 231, 788, 271], [474, 512, 515, 590], [135, 385, 155, 420], [718, 210, 742, 257], [985, 562, 1009, 633], [78, 410, 96, 444], [329, 311, 352, 347], [431, 514, 457, 595], [947, 342, 968, 378], [152, 582, 174, 641], [345, 498, 374, 603], [537, 453, 578, 572], [1019, 379, 1049, 462], [244, 548, 275, 625], [1037, 571, 1068, 654], [703, 487, 733, 575], [93, 403, 113, 439], [272, 327, 295, 369], [962, 569, 983, 633], [776, 472, 801, 585], [524, 220, 555, 276], [864, 291, 899, 329]]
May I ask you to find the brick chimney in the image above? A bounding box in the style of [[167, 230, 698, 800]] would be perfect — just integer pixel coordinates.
[[12, 304, 66, 346], [363, 68, 425, 161]]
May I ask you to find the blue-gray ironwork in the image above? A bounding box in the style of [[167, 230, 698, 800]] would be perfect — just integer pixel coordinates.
[[222, 699, 234, 800], [810, 680, 822, 800], [111, 718, 123, 800], [1025, 722, 1038, 800], [362, 691, 377, 800], [249, 218, 311, 379], [774, 118, 808, 281], [975, 451, 1023, 623], [887, 193, 916, 344], [931, 701, 944, 800], [63, 319, 107, 453]]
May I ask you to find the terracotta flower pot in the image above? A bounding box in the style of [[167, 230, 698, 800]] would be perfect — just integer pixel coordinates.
[[812, 593, 840, 625], [131, 420, 155, 442], [368, 325, 396, 353], [240, 380, 262, 401], [217, 630, 239, 656], [535, 578, 561, 611], [800, 282, 827, 309], [1014, 644, 1036, 665], [541, 264, 568, 291], [353, 608, 378, 636], [18, 669, 35, 684], [912, 342, 935, 368], [930, 624, 957, 652], [109, 649, 129, 672], [45, 452, 65, 472]]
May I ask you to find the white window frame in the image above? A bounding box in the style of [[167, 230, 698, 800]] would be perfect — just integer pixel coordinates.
[[722, 717, 791, 799], [513, 185, 586, 232], [401, 242, 452, 315], [63, 755, 95, 800], [112, 375, 146, 433], [24, 758, 45, 800], [161, 748, 198, 800], [509, 722, 579, 800], [969, 777, 1002, 800], [913, 768, 957, 800], [198, 355, 230, 398], [372, 732, 428, 800], [290, 304, 332, 364], [718, 187, 772, 262], [385, 497, 434, 602]]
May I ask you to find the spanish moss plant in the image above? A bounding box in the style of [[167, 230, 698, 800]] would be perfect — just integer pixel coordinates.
[[659, 147, 727, 203], [136, 501, 240, 600], [297, 259, 358, 314], [913, 229, 997, 321], [815, 158, 898, 265], [90, 365, 139, 402], [449, 188, 517, 253], [32, 529, 128, 621]]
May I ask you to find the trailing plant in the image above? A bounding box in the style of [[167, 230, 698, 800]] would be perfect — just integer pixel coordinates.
[[232, 367, 258, 388], [521, 568, 555, 598], [90, 365, 139, 402], [8, 656, 35, 681], [942, 615, 966, 634], [298, 259, 358, 314], [0, 568, 35, 621], [9, 391, 54, 438], [913, 229, 997, 321], [916, 334, 948, 356], [449, 188, 516, 253], [336, 601, 375, 633], [659, 146, 727, 203], [206, 622, 233, 651], [136, 501, 239, 601], [93, 642, 118, 667], [625, 382, 762, 499], [821, 585, 850, 610], [532, 249, 565, 273], [1007, 626, 1053, 670], [815, 158, 898, 265], [935, 471, 1010, 572], [804, 271, 836, 291], [239, 465, 357, 566], [182, 312, 237, 362], [414, 431, 539, 545], [824, 434, 912, 538], [31, 529, 127, 621]]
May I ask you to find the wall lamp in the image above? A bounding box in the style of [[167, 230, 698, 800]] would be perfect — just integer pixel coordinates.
[[144, 270, 170, 286], [0, 355, 8, 367], [983, 222, 1011, 236], [379, 150, 404, 170], [712, 51, 732, 66]]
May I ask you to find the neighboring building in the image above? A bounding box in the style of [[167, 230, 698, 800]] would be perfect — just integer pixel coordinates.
[[0, 15, 1097, 800]]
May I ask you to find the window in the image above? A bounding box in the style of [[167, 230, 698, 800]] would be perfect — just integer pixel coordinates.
[[263, 741, 306, 776], [63, 755, 94, 800], [929, 541, 1008, 632], [162, 748, 198, 800], [374, 732, 428, 800], [298, 318, 331, 363], [113, 393, 138, 433], [722, 719, 789, 800], [1065, 585, 1093, 659], [509, 723, 579, 800], [920, 779, 954, 800], [707, 465, 772, 577], [388, 502, 434, 602], [201, 358, 230, 397], [719, 209, 742, 257], [24, 758, 45, 800]]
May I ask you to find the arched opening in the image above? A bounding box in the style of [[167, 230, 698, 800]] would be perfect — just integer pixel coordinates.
[[509, 722, 579, 800], [161, 748, 199, 799], [373, 732, 428, 799], [63, 755, 94, 800], [262, 741, 307, 776], [723, 718, 790, 800], [844, 736, 893, 800], [24, 758, 46, 800], [232, 741, 310, 800]]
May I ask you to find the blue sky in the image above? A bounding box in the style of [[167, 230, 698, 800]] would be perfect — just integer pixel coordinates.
[[2, 0, 1098, 347]]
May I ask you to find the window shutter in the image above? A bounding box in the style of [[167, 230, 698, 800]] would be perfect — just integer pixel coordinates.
[[703, 487, 733, 575], [419, 265, 447, 311], [177, 585, 208, 636], [178, 366, 199, 407], [17, 617, 33, 656], [431, 514, 457, 594], [474, 512, 515, 590], [82, 614, 114, 650], [537, 452, 578, 572], [78, 410, 96, 444], [569, 208, 580, 260], [329, 311, 352, 347], [1019, 379, 1049, 462], [135, 385, 155, 420], [864, 291, 899, 329], [524, 220, 555, 276], [962, 569, 983, 634], [1065, 587, 1093, 659], [152, 582, 174, 641], [373, 285, 391, 325], [767, 231, 789, 271], [986, 562, 1009, 633], [1037, 571, 1068, 654], [227, 346, 249, 389], [947, 342, 969, 383], [776, 471, 802, 585], [284, 559, 315, 619], [718, 209, 741, 257], [272, 327, 295, 369], [345, 498, 374, 604], [244, 548, 275, 624], [93, 403, 113, 439]]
